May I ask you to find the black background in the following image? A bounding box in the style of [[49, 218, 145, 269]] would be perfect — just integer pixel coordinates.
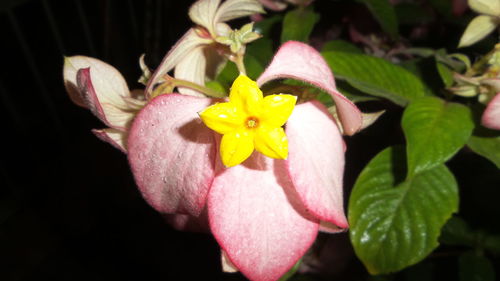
[[1, 0, 500, 280]]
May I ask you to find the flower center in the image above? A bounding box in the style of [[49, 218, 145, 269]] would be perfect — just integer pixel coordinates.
[[245, 116, 259, 129]]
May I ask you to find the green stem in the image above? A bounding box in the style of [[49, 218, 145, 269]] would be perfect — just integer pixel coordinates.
[[234, 53, 247, 75], [152, 76, 226, 98], [466, 44, 500, 77], [173, 78, 226, 98]]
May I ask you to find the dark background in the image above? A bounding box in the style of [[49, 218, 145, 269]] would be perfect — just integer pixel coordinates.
[[1, 0, 499, 280], [0, 1, 232, 280]]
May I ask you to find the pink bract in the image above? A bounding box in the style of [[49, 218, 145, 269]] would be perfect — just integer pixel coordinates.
[[63, 56, 144, 152], [127, 41, 362, 281], [482, 92, 500, 130]]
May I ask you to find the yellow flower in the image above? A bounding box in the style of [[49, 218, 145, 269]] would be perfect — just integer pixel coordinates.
[[199, 74, 297, 167]]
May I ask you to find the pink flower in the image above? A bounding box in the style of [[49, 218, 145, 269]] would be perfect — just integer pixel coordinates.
[[482, 92, 500, 130], [127, 41, 362, 281]]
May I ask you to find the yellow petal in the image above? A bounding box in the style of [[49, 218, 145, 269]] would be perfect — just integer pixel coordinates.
[[199, 102, 244, 134], [229, 74, 263, 115], [220, 130, 255, 167], [260, 94, 297, 127], [254, 126, 288, 160]]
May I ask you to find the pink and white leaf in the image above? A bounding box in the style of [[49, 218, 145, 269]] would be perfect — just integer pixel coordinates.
[[286, 101, 349, 229], [209, 152, 318, 281], [215, 0, 265, 23], [76, 68, 134, 130], [188, 0, 221, 32], [257, 41, 362, 135], [128, 94, 217, 216], [92, 128, 127, 153], [221, 251, 239, 273], [482, 92, 500, 130], [63, 56, 90, 107], [145, 29, 210, 96], [319, 221, 346, 234], [64, 56, 130, 110], [174, 46, 207, 97]]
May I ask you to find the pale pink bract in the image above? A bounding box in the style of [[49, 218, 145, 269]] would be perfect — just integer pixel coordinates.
[[128, 41, 362, 281], [482, 92, 500, 130]]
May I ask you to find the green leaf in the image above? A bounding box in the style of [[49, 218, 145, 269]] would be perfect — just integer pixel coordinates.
[[246, 38, 274, 72], [337, 81, 379, 103], [358, 0, 399, 38], [322, 51, 426, 106], [436, 61, 454, 87], [484, 235, 500, 254], [402, 97, 474, 176], [216, 61, 238, 90], [468, 135, 500, 169], [441, 217, 500, 254], [205, 80, 227, 95], [399, 58, 440, 96], [281, 7, 319, 43], [440, 216, 476, 247], [428, 0, 452, 17], [459, 252, 496, 281], [254, 15, 282, 37], [349, 146, 459, 274], [395, 3, 433, 25], [322, 40, 362, 53], [317, 81, 378, 106]]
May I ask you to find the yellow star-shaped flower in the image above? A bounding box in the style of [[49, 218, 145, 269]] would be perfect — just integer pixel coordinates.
[[199, 74, 297, 167]]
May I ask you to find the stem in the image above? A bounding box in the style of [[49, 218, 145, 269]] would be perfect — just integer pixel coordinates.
[[152, 76, 227, 98], [174, 78, 226, 98], [466, 44, 500, 76], [234, 52, 247, 75]]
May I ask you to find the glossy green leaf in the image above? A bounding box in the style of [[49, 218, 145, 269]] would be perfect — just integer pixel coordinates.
[[402, 97, 474, 176], [359, 0, 398, 38], [349, 146, 459, 274], [322, 51, 426, 106], [459, 252, 496, 281], [322, 40, 362, 53], [337, 81, 378, 103], [281, 7, 319, 43], [468, 135, 500, 169]]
